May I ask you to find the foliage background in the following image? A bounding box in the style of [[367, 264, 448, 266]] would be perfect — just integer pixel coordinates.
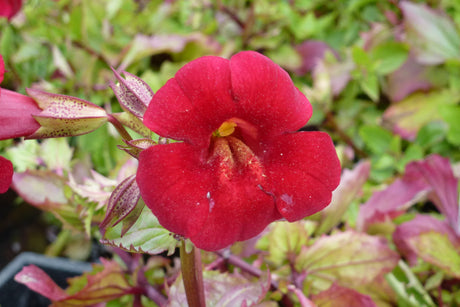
[[1, 0, 460, 306]]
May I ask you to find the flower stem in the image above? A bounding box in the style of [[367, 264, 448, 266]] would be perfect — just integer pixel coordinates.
[[180, 241, 206, 307], [107, 113, 133, 141]]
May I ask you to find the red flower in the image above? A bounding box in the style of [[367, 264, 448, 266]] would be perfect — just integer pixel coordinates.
[[0, 55, 41, 140], [0, 0, 22, 20], [136, 51, 341, 251], [0, 156, 13, 193]]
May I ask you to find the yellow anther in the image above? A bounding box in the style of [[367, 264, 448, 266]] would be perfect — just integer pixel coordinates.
[[216, 120, 237, 137]]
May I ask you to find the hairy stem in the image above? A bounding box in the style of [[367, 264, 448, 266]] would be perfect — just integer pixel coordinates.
[[180, 241, 206, 307]]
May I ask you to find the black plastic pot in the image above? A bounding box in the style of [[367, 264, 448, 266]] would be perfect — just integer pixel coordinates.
[[0, 252, 92, 307]]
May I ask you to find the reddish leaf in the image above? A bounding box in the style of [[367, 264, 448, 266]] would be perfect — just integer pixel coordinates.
[[14, 265, 67, 301], [312, 284, 377, 307], [16, 259, 135, 306], [358, 155, 459, 234], [386, 54, 432, 102], [295, 40, 338, 75]]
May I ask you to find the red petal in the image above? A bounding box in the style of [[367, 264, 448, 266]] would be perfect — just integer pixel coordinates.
[[144, 56, 235, 146], [0, 89, 41, 140], [137, 139, 281, 251], [0, 54, 4, 83], [263, 132, 341, 221], [137, 143, 212, 238], [0, 0, 22, 20], [0, 156, 13, 193], [230, 51, 312, 137]]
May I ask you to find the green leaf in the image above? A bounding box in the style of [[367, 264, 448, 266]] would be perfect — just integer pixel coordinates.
[[258, 221, 314, 266], [386, 261, 436, 307], [359, 125, 394, 154], [440, 105, 460, 146], [360, 72, 379, 101], [101, 204, 179, 256], [383, 90, 460, 140], [370, 42, 409, 75], [296, 231, 399, 293], [5, 140, 40, 172], [408, 231, 460, 278], [40, 138, 74, 172]]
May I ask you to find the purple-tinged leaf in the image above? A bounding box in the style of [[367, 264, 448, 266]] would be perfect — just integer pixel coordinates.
[[383, 90, 460, 140], [296, 231, 399, 293], [111, 112, 152, 138], [118, 138, 157, 159], [315, 161, 371, 235], [394, 215, 460, 277], [400, 1, 460, 65], [385, 54, 432, 102], [110, 69, 153, 119], [168, 271, 270, 307], [25, 88, 108, 138], [14, 265, 67, 301], [101, 204, 179, 255], [413, 155, 460, 234], [294, 40, 338, 75], [100, 174, 140, 231], [312, 284, 377, 307], [358, 154, 459, 234], [357, 162, 430, 233]]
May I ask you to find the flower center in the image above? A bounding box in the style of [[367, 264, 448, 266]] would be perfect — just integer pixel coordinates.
[[209, 118, 264, 182]]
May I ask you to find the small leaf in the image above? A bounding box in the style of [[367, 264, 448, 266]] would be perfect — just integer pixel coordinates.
[[296, 231, 399, 293], [110, 69, 153, 119], [25, 88, 108, 138], [359, 125, 394, 154], [370, 42, 409, 75], [14, 265, 67, 301], [40, 138, 74, 173], [101, 204, 179, 255], [440, 105, 460, 146]]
